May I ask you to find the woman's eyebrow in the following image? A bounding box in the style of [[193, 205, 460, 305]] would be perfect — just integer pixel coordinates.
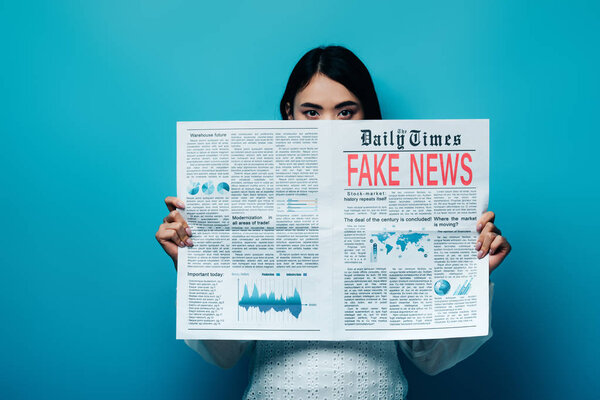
[[335, 101, 359, 109], [299, 102, 323, 109]]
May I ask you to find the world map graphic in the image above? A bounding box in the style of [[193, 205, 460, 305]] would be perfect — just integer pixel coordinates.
[[370, 231, 430, 258]]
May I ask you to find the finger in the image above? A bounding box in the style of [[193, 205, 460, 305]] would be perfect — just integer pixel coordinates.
[[165, 196, 185, 212], [163, 222, 193, 246], [481, 221, 501, 236], [489, 235, 510, 256], [489, 236, 511, 272], [164, 210, 189, 230], [157, 226, 186, 248], [478, 231, 497, 258], [156, 225, 183, 246], [475, 222, 499, 252], [476, 211, 495, 232], [156, 229, 180, 250]]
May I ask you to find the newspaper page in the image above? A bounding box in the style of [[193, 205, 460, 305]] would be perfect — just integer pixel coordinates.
[[176, 120, 489, 341]]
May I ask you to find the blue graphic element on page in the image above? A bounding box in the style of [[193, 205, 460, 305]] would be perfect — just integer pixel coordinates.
[[202, 181, 215, 195], [187, 182, 200, 195], [238, 283, 302, 318], [370, 231, 430, 259], [453, 278, 472, 295], [287, 198, 318, 212], [434, 279, 451, 296], [217, 182, 230, 194], [370, 242, 378, 262]]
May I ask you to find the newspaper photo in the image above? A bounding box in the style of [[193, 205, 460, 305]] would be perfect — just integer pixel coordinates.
[[176, 119, 489, 341]]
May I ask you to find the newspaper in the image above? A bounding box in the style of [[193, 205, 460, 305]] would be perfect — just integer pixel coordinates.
[[176, 120, 489, 341]]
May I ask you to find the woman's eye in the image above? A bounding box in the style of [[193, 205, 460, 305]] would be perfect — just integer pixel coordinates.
[[339, 109, 353, 118], [304, 110, 319, 118]]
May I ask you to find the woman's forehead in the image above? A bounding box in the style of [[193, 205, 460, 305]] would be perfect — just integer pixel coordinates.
[[294, 73, 360, 107]]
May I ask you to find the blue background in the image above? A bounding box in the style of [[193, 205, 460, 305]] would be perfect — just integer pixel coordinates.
[[1, 1, 598, 399]]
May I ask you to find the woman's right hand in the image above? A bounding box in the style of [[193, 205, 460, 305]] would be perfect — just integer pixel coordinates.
[[155, 196, 193, 269]]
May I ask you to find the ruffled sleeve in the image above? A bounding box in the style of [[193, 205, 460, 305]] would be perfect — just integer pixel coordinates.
[[397, 281, 495, 375], [184, 340, 256, 369]]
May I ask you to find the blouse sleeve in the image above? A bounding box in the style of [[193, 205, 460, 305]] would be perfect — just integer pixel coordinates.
[[397, 281, 495, 376], [184, 340, 256, 369]]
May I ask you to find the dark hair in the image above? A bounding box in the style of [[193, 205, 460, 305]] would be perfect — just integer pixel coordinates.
[[280, 46, 382, 120]]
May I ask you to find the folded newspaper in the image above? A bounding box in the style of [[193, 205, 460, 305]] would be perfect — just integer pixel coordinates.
[[176, 120, 489, 340]]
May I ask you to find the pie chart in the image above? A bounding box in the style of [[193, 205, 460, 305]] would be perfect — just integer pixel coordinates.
[[202, 181, 215, 195], [187, 182, 200, 195], [217, 182, 230, 194]]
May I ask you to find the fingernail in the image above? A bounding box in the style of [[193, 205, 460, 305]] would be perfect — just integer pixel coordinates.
[[490, 248, 495, 255], [176, 201, 185, 209], [178, 241, 185, 248], [186, 238, 193, 247], [476, 224, 482, 232], [186, 227, 192, 236], [475, 241, 482, 250], [477, 250, 483, 258]]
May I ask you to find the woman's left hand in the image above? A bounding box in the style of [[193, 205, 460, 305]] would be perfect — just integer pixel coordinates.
[[476, 211, 512, 274]]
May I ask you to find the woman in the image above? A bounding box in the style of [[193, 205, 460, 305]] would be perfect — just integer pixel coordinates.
[[155, 46, 511, 399]]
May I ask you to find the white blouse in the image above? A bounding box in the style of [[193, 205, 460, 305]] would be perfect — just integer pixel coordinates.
[[185, 283, 495, 399]]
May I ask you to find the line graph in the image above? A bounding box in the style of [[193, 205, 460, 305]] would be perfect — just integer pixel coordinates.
[[237, 277, 304, 322]]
